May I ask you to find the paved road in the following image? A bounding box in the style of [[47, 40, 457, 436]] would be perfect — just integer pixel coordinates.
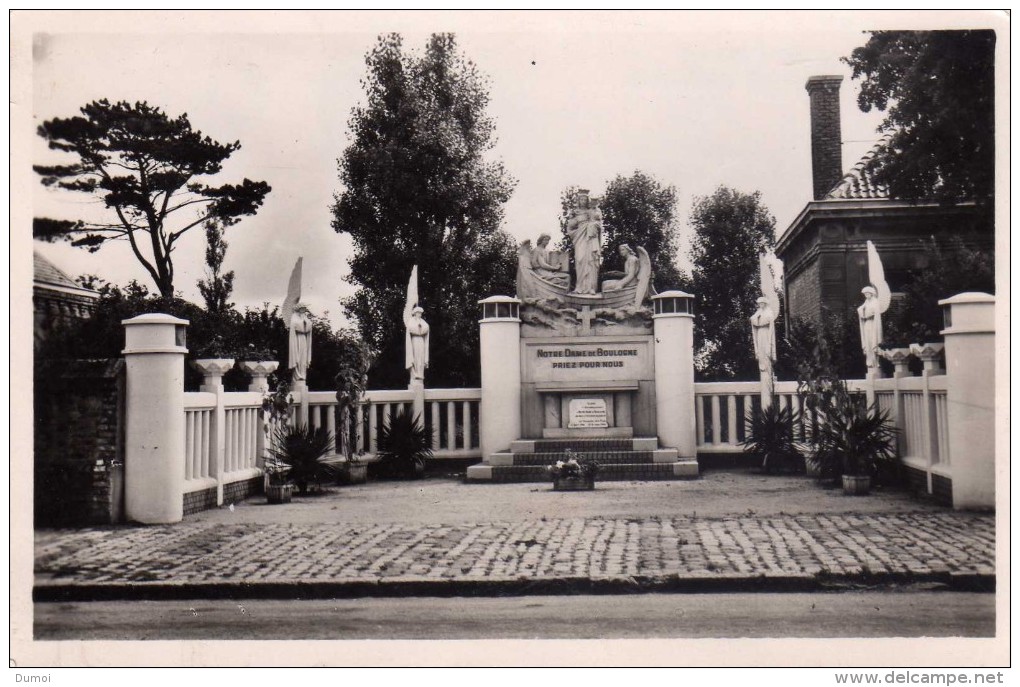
[[189, 473, 948, 526], [35, 511, 994, 591], [34, 592, 995, 640]]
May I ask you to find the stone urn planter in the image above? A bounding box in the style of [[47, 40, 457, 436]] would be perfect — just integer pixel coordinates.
[[266, 483, 294, 504], [340, 463, 368, 485], [190, 358, 236, 389], [552, 476, 595, 492], [841, 474, 871, 496], [239, 360, 280, 392]]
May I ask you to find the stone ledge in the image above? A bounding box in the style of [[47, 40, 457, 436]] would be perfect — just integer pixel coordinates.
[[465, 464, 493, 481]]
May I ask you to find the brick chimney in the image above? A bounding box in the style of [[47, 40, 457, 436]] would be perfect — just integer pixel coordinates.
[[805, 75, 844, 200]]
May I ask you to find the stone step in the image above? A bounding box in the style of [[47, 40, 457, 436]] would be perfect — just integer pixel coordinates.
[[509, 451, 656, 466], [490, 448, 680, 466], [466, 460, 699, 483], [511, 437, 659, 453]]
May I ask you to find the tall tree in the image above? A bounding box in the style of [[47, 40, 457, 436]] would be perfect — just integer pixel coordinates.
[[196, 219, 235, 313], [556, 175, 686, 293], [332, 33, 517, 388], [687, 187, 776, 381], [842, 30, 995, 204], [599, 172, 684, 292], [34, 99, 271, 298]]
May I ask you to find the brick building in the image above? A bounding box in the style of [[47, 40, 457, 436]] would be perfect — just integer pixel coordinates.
[[776, 75, 993, 323], [33, 250, 99, 352]]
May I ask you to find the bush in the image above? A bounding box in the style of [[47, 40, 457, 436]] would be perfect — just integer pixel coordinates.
[[373, 410, 433, 479], [813, 382, 897, 480], [269, 424, 337, 494], [38, 280, 371, 392], [742, 402, 803, 474]]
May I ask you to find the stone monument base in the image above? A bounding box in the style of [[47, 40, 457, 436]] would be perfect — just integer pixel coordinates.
[[465, 435, 699, 483]]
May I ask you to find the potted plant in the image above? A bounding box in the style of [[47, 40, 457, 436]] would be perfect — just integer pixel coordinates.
[[334, 343, 372, 485], [814, 383, 897, 495], [339, 455, 369, 485], [269, 423, 338, 495], [375, 410, 433, 479], [547, 449, 599, 491], [742, 401, 804, 474], [264, 455, 293, 504]]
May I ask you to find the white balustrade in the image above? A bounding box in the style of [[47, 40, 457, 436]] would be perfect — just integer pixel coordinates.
[[339, 388, 482, 459], [183, 389, 263, 499]]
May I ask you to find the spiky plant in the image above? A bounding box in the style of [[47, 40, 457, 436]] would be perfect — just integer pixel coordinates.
[[375, 410, 434, 479], [269, 424, 337, 494], [814, 385, 897, 479], [743, 401, 803, 474]]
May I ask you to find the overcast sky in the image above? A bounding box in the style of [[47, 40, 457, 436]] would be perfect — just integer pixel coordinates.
[[28, 12, 899, 327]]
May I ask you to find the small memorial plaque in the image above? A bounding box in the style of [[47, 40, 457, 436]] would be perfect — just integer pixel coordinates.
[[568, 398, 609, 429]]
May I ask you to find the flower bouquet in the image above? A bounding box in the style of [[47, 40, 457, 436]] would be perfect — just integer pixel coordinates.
[[547, 449, 599, 491]]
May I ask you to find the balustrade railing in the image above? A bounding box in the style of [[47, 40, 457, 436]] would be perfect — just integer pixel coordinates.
[[183, 390, 263, 497], [694, 370, 950, 497], [182, 361, 948, 497], [692, 380, 869, 452], [348, 388, 482, 459], [183, 393, 215, 488]]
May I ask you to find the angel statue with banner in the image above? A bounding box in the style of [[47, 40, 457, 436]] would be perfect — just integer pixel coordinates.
[[751, 251, 783, 405], [281, 257, 312, 383], [858, 240, 891, 370], [404, 265, 430, 384], [751, 251, 782, 372]]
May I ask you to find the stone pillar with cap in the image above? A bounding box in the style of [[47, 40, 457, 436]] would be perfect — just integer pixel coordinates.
[[940, 292, 996, 509], [651, 291, 697, 461], [122, 313, 189, 524], [476, 296, 522, 463]]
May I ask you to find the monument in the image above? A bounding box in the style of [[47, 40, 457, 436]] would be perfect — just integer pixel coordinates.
[[858, 240, 891, 377], [751, 251, 783, 408], [282, 257, 312, 426], [468, 190, 698, 483], [403, 265, 429, 420]]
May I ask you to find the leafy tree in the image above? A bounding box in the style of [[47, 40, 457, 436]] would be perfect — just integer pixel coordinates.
[[332, 33, 516, 388], [34, 100, 271, 298], [687, 187, 776, 381], [600, 172, 685, 292], [38, 280, 361, 392], [776, 312, 866, 385], [196, 219, 235, 314], [842, 30, 995, 204], [557, 173, 685, 293], [883, 236, 995, 344]]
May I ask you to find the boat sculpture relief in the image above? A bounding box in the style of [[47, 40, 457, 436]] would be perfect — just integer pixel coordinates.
[[516, 189, 655, 335]]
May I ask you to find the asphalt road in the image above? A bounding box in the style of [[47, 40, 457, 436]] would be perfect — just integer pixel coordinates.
[[35, 591, 995, 640]]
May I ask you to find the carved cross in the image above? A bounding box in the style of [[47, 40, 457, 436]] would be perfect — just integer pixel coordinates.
[[579, 306, 594, 334]]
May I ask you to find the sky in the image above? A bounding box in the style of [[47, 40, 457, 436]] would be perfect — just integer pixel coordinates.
[[25, 11, 902, 328]]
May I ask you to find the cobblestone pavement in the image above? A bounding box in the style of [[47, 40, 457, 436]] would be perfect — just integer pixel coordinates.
[[35, 512, 994, 588]]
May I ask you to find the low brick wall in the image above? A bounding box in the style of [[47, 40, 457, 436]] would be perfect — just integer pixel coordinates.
[[183, 476, 263, 516], [183, 487, 217, 516], [904, 464, 953, 507], [224, 476, 263, 505], [932, 473, 953, 508], [34, 359, 125, 527]]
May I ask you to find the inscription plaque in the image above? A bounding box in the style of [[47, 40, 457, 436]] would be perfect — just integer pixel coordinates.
[[568, 398, 609, 429]]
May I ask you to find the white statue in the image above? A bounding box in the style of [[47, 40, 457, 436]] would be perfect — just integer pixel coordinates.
[[601, 244, 639, 292], [858, 286, 883, 369], [288, 304, 313, 382], [405, 307, 429, 382], [565, 190, 603, 295], [859, 241, 892, 369], [404, 266, 429, 383], [750, 297, 777, 373], [281, 257, 312, 382], [531, 233, 570, 288]]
